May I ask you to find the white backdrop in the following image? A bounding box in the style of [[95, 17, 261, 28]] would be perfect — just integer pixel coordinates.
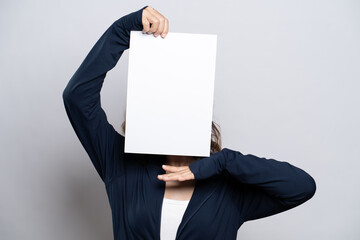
[[1, 0, 359, 239]]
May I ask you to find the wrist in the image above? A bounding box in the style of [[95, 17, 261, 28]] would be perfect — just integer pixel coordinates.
[[114, 6, 148, 33], [189, 150, 226, 180]]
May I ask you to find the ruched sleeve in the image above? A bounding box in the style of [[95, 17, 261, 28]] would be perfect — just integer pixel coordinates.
[[62, 6, 148, 183], [189, 147, 316, 222]]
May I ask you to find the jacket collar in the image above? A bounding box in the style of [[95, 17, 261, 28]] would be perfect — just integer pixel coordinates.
[[175, 176, 218, 238], [148, 155, 219, 239]]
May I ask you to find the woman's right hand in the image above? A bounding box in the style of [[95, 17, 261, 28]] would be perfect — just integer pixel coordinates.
[[142, 6, 169, 38]]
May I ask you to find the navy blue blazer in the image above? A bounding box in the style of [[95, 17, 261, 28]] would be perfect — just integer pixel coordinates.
[[62, 6, 316, 240]]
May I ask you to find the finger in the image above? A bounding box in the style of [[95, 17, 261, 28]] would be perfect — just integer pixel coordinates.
[[142, 7, 151, 33], [162, 168, 177, 173], [142, 8, 158, 34], [160, 171, 184, 179], [142, 18, 150, 33], [158, 173, 188, 182], [145, 14, 158, 33], [161, 18, 169, 38], [162, 165, 188, 172], [154, 16, 165, 37], [147, 8, 168, 38], [158, 170, 194, 182], [177, 171, 195, 181], [148, 16, 160, 34]]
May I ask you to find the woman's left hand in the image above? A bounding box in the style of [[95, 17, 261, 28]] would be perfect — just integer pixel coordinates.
[[157, 165, 195, 182]]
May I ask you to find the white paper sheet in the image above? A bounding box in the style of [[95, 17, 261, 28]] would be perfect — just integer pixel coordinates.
[[124, 31, 217, 157]]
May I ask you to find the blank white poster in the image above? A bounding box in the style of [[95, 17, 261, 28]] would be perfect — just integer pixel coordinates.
[[124, 31, 217, 157]]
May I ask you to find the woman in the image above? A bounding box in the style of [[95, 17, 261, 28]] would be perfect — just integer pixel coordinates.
[[62, 6, 316, 240]]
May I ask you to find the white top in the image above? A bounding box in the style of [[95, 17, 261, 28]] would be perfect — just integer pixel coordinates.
[[160, 197, 190, 240]]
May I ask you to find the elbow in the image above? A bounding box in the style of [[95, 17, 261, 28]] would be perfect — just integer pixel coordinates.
[[292, 166, 317, 203], [304, 175, 317, 200], [283, 175, 316, 207], [296, 174, 316, 204], [62, 84, 75, 104], [62, 87, 70, 102]]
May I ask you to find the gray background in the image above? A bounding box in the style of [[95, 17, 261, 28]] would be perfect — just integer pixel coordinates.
[[1, 0, 359, 239]]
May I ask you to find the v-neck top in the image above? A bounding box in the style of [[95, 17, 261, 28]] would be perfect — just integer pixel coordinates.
[[160, 198, 190, 240], [62, 5, 317, 240]]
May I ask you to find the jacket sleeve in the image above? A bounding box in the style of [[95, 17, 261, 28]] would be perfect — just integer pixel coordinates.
[[62, 6, 148, 183], [188, 147, 316, 222]]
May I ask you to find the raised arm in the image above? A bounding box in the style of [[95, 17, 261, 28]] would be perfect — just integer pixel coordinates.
[[62, 6, 147, 183], [189, 147, 316, 222]]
